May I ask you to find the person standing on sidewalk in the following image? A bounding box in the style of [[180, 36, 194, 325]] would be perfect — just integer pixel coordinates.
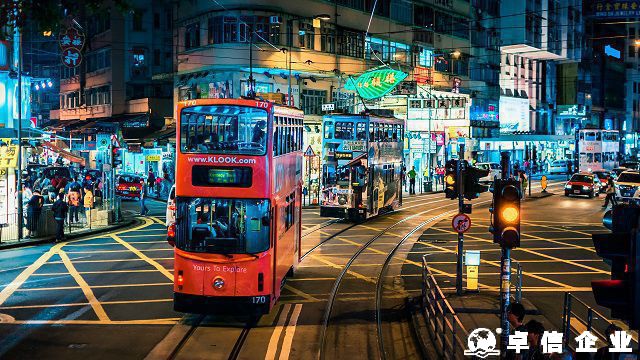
[[52, 192, 68, 242], [26, 189, 44, 238], [407, 166, 417, 195], [67, 185, 81, 224], [83, 186, 94, 227], [139, 179, 149, 216], [147, 170, 156, 196]]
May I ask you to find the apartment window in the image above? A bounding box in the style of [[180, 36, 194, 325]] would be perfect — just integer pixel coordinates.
[[207, 15, 280, 45], [302, 89, 327, 115], [185, 22, 200, 49], [133, 48, 145, 66], [630, 27, 636, 38], [61, 65, 78, 79], [298, 22, 314, 49], [630, 45, 636, 58], [133, 10, 144, 31], [87, 11, 110, 36], [337, 28, 364, 58], [166, 10, 172, 30], [153, 49, 161, 66], [154, 12, 160, 29], [321, 24, 336, 53], [86, 47, 111, 73]]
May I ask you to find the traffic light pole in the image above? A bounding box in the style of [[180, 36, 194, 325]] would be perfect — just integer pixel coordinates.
[[456, 144, 465, 296], [499, 151, 512, 354]]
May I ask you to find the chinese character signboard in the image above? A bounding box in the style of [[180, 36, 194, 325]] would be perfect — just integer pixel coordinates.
[[59, 27, 85, 68], [593, 1, 640, 18], [344, 69, 408, 100]]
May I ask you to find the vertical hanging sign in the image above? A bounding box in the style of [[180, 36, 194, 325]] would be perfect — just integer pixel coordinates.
[[59, 27, 85, 68]]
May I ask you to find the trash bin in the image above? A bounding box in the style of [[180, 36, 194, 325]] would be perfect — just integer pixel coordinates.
[[423, 180, 433, 192]]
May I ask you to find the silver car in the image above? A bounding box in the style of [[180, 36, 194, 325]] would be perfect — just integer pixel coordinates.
[[475, 162, 501, 183]]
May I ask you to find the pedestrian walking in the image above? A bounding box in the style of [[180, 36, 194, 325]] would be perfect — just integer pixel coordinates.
[[52, 192, 68, 242], [139, 179, 149, 216], [408, 166, 417, 195], [602, 177, 616, 208], [522, 320, 546, 360], [83, 186, 94, 226], [26, 189, 44, 238], [519, 171, 528, 199]]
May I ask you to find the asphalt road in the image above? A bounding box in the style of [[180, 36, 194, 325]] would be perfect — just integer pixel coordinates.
[[0, 175, 606, 359]]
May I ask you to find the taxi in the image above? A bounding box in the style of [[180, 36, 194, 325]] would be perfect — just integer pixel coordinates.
[[564, 173, 600, 198], [116, 174, 144, 200]]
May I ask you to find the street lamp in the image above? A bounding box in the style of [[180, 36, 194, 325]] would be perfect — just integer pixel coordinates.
[[287, 14, 331, 106]]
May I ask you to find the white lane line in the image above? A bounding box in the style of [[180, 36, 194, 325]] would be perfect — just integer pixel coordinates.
[[265, 304, 292, 360], [279, 304, 303, 360]]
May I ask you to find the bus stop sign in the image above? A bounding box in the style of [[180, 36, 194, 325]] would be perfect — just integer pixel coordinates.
[[304, 146, 316, 157]]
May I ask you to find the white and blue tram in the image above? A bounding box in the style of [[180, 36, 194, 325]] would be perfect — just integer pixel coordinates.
[[320, 114, 404, 221]]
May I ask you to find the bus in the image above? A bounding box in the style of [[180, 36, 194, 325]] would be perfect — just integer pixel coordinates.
[[320, 114, 404, 221], [578, 129, 619, 171], [169, 98, 304, 315]]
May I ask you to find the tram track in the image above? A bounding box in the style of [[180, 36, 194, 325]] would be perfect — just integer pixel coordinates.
[[316, 197, 473, 360]]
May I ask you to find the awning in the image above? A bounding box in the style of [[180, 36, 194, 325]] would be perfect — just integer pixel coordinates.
[[347, 153, 367, 167], [41, 141, 86, 166]]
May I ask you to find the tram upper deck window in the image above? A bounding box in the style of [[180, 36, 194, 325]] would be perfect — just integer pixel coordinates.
[[596, 132, 602, 141], [178, 198, 270, 254], [334, 121, 354, 139], [180, 105, 268, 155], [356, 122, 367, 140]]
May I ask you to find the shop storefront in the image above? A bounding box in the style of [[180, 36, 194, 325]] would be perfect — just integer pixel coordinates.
[[302, 116, 322, 206]]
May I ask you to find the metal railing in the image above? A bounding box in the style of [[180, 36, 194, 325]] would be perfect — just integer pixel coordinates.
[[562, 292, 638, 351], [421, 255, 469, 359]]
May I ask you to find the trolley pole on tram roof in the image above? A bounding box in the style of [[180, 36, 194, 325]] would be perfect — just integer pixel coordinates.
[[455, 143, 465, 296]]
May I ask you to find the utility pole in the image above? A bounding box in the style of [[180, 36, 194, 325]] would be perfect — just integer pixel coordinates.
[[455, 143, 465, 295], [248, 31, 255, 98], [16, 27, 23, 240], [499, 151, 512, 354]]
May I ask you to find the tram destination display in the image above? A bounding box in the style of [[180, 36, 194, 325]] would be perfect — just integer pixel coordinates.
[[192, 166, 253, 187]]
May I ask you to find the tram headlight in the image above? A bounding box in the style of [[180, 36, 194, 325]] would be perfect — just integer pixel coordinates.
[[213, 277, 225, 289]]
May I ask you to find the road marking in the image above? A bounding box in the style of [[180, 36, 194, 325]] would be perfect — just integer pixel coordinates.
[[4, 318, 180, 325], [58, 249, 109, 321], [429, 227, 609, 274], [14, 282, 172, 292], [266, 304, 291, 359], [279, 304, 302, 360], [147, 216, 165, 224], [523, 233, 596, 253], [0, 243, 64, 306], [47, 257, 174, 264], [310, 254, 376, 284], [521, 221, 593, 236], [63, 248, 172, 254], [110, 233, 173, 280], [0, 298, 173, 310], [283, 284, 319, 302]]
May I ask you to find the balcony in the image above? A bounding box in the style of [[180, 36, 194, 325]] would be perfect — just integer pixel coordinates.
[[125, 98, 172, 118], [58, 104, 112, 121]]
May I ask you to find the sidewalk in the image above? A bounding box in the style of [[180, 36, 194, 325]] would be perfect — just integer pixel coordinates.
[[0, 214, 138, 250]]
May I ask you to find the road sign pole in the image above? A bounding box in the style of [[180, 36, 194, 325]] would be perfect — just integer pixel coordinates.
[[500, 247, 511, 355], [456, 143, 465, 296], [307, 156, 311, 206], [498, 150, 512, 355]]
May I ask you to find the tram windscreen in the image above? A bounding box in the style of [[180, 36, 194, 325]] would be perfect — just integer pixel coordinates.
[[180, 105, 268, 155], [177, 198, 270, 254]]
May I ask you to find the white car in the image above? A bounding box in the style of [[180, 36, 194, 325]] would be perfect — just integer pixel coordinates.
[[166, 185, 176, 226], [475, 162, 501, 183], [615, 171, 640, 203], [548, 160, 569, 174]]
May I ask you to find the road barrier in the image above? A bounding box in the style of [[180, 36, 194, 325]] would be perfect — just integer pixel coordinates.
[[420, 254, 469, 359], [561, 292, 638, 351]]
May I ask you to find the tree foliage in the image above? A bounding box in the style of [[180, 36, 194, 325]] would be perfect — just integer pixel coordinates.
[[0, 0, 130, 39]]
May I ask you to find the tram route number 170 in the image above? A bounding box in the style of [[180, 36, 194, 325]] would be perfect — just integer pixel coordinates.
[[252, 296, 268, 304]]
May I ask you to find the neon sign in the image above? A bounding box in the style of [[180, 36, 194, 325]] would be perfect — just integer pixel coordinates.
[[345, 69, 408, 99]]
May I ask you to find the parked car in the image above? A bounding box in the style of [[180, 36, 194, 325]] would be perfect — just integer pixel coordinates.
[[548, 160, 569, 174], [615, 170, 640, 203], [475, 162, 501, 183], [564, 173, 601, 198], [116, 174, 144, 200], [166, 185, 176, 227]]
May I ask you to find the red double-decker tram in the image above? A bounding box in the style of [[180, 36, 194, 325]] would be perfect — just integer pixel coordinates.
[[169, 98, 303, 314]]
